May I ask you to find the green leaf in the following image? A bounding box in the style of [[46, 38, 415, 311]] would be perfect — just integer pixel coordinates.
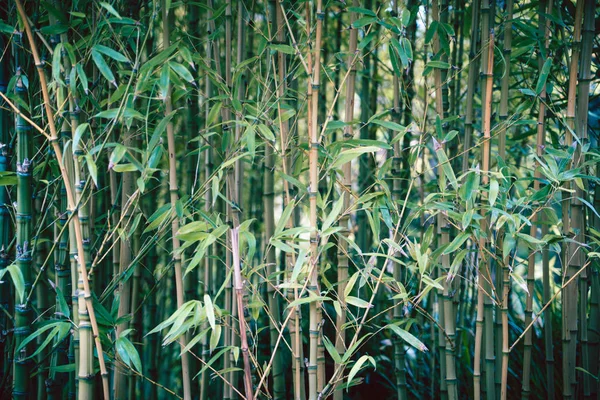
[[204, 294, 216, 330], [52, 42, 63, 84], [347, 355, 376, 389], [257, 124, 275, 141], [270, 44, 295, 54], [93, 44, 128, 63], [444, 232, 470, 254], [322, 335, 342, 364], [322, 193, 344, 233], [116, 336, 142, 372], [99, 2, 122, 19], [536, 58, 552, 95], [91, 49, 116, 86], [72, 123, 89, 153], [371, 119, 405, 132], [0, 264, 25, 303], [286, 294, 329, 309], [489, 179, 499, 207], [344, 272, 360, 299], [386, 324, 428, 352], [331, 146, 379, 170], [275, 199, 295, 237], [170, 61, 195, 83], [0, 172, 18, 186], [346, 296, 371, 309], [353, 16, 378, 28], [433, 138, 458, 190], [85, 154, 98, 187], [427, 60, 450, 69]]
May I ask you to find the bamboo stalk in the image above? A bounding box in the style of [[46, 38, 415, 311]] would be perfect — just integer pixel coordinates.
[[332, 2, 358, 399], [390, 1, 407, 397], [13, 49, 34, 400], [276, 5, 307, 399], [431, 0, 456, 398], [264, 2, 285, 399], [161, 1, 191, 398], [231, 227, 254, 399], [474, 26, 495, 400], [497, 1, 514, 398], [200, 8, 214, 400], [462, 0, 481, 174], [307, 0, 323, 398], [574, 0, 594, 397]]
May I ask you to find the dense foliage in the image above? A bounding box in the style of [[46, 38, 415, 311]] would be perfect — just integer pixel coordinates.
[[0, 0, 598, 399]]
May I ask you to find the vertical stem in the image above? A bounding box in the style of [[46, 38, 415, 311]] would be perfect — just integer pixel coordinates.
[[266, 2, 285, 399], [498, 1, 513, 398], [333, 2, 358, 400], [13, 51, 34, 400], [161, 1, 191, 398], [308, 1, 323, 399], [231, 228, 254, 399], [391, 1, 407, 397]]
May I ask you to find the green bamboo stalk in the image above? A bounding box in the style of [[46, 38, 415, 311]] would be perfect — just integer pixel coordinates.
[[479, 2, 495, 398], [474, 26, 494, 400], [497, 1, 514, 398], [222, 0, 236, 396], [431, 0, 456, 398], [357, 0, 373, 252], [574, 0, 594, 396], [230, 227, 254, 399], [161, 1, 191, 398], [264, 3, 285, 399], [333, 2, 358, 400], [307, 1, 324, 398], [200, 9, 214, 398], [13, 49, 34, 400], [461, 0, 481, 174], [275, 5, 307, 399], [390, 1, 407, 397]]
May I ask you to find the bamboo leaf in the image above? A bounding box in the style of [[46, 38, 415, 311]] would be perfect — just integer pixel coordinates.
[[169, 61, 195, 84], [204, 294, 216, 330], [286, 295, 329, 309], [427, 60, 450, 69], [91, 49, 116, 86], [443, 232, 470, 254], [0, 172, 18, 186], [353, 16, 378, 28], [322, 193, 344, 233], [270, 44, 295, 54], [99, 2, 122, 19], [0, 264, 25, 303], [331, 146, 379, 170], [386, 324, 428, 352], [347, 355, 376, 389], [489, 179, 499, 207], [346, 296, 371, 309], [536, 58, 552, 95], [322, 335, 342, 364], [72, 123, 89, 153], [93, 44, 128, 63], [371, 119, 405, 131], [116, 336, 142, 372]]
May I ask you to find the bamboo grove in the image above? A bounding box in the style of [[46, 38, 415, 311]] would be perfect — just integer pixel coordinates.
[[0, 0, 598, 399]]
